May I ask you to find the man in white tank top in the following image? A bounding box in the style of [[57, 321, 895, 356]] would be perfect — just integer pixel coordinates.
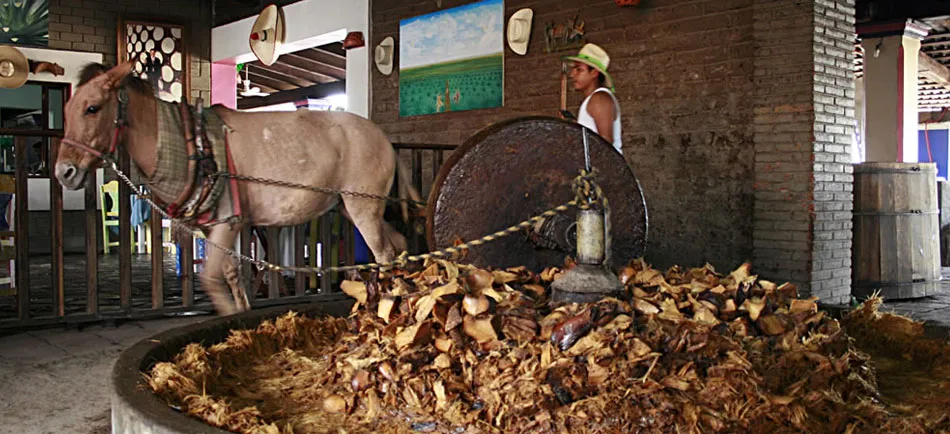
[[563, 44, 623, 155]]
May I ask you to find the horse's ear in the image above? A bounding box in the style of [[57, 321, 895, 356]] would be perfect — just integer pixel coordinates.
[[102, 61, 135, 91]]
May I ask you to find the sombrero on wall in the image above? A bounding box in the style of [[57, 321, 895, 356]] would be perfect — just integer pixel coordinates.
[[0, 45, 29, 89], [507, 8, 533, 55], [249, 4, 286, 66], [375, 36, 394, 75]]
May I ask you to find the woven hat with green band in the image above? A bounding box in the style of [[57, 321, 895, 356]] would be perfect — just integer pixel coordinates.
[[563, 43, 614, 91]]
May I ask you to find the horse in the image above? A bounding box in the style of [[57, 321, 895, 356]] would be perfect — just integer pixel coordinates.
[[54, 61, 421, 316]]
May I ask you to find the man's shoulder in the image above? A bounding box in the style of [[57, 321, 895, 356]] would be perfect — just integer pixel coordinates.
[[585, 91, 616, 116]]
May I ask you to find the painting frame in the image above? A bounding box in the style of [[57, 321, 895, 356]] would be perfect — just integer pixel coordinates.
[[398, 0, 505, 118], [116, 16, 191, 104]]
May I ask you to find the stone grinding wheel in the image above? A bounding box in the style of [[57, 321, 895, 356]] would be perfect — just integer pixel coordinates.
[[426, 116, 649, 273]]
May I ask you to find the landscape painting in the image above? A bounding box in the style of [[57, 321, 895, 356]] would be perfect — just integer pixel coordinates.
[[398, 0, 504, 117], [0, 0, 49, 47]]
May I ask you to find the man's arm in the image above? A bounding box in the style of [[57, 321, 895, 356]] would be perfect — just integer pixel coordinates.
[[584, 92, 616, 143]]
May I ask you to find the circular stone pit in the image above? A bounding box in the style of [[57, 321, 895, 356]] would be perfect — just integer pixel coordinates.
[[110, 294, 354, 434]]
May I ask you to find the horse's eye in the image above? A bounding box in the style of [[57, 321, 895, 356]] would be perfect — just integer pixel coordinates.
[[85, 105, 100, 115]]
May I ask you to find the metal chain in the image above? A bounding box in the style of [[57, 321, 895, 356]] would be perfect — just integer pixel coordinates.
[[105, 159, 609, 277], [212, 173, 428, 207]]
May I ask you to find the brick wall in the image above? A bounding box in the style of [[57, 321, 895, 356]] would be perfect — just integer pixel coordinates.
[[46, 0, 213, 102], [810, 0, 856, 304], [752, 0, 855, 302], [372, 0, 758, 271]]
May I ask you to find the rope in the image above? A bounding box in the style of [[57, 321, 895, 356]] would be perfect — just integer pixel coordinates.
[[106, 159, 610, 277]]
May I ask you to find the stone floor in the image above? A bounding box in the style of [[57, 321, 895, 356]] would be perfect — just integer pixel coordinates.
[[870, 271, 950, 330], [0, 313, 208, 434]]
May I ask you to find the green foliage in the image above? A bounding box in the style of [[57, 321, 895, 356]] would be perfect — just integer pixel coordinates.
[[0, 0, 49, 47]]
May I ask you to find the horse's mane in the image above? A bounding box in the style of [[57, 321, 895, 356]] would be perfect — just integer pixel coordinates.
[[78, 62, 154, 96]]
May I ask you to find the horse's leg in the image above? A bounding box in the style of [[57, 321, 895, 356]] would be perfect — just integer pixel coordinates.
[[200, 224, 242, 315], [340, 205, 406, 259], [223, 254, 251, 312], [341, 197, 396, 264]]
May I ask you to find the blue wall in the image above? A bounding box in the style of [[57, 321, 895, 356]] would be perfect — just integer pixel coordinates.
[[919, 128, 949, 179]]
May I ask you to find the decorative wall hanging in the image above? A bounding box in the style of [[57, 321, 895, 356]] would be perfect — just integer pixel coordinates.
[[0, 0, 48, 47], [398, 0, 504, 117], [0, 45, 28, 88], [544, 14, 586, 53], [506, 8, 533, 56], [375, 36, 394, 75], [117, 18, 190, 103]]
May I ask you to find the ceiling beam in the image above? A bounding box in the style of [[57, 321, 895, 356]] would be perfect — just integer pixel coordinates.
[[295, 49, 346, 72], [267, 59, 337, 84], [247, 70, 295, 91], [281, 53, 346, 81], [918, 51, 950, 88], [237, 80, 346, 110], [250, 64, 315, 88]]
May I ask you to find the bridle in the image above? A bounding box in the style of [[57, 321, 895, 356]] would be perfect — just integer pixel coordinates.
[[60, 88, 129, 166]]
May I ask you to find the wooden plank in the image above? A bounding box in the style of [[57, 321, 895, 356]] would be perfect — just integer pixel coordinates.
[[118, 153, 132, 312], [246, 70, 296, 92], [296, 48, 346, 75], [277, 54, 343, 82], [13, 137, 29, 320], [249, 67, 314, 89], [151, 207, 164, 309], [294, 223, 305, 296], [84, 170, 98, 313], [267, 226, 280, 299], [918, 51, 950, 88], [49, 138, 65, 317]]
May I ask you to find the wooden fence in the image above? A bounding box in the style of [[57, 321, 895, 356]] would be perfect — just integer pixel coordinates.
[[0, 134, 454, 332]]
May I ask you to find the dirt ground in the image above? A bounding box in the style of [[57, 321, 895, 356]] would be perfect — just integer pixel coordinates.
[[0, 315, 206, 434]]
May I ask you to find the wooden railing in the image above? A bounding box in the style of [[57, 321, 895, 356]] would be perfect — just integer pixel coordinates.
[[0, 140, 456, 331]]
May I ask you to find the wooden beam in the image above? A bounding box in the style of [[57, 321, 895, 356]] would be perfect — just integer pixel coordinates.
[[270, 58, 337, 83], [282, 53, 346, 81], [919, 51, 950, 88], [251, 65, 315, 88], [237, 80, 345, 110], [247, 70, 296, 91], [295, 49, 346, 75]]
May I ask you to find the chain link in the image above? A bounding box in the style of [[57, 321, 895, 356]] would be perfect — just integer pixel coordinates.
[[105, 159, 609, 277], [212, 173, 428, 208]]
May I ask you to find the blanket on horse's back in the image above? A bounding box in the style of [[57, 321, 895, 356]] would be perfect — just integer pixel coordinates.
[[149, 100, 240, 227]]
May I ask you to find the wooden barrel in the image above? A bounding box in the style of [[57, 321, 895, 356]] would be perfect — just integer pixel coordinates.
[[852, 162, 943, 300]]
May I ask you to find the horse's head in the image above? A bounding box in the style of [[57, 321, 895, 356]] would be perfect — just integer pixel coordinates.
[[55, 61, 134, 190]]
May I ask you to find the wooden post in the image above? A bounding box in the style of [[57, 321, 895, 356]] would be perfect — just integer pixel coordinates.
[[49, 138, 64, 317], [13, 137, 29, 320], [118, 153, 132, 312], [84, 171, 98, 313], [150, 206, 164, 309]]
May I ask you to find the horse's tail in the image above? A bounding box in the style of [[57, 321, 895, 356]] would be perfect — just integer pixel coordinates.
[[395, 154, 424, 224]]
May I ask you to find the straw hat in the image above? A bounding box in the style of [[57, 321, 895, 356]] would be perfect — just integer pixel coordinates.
[[0, 45, 29, 89], [563, 43, 614, 90], [249, 4, 285, 66], [375, 36, 394, 75], [506, 8, 533, 55]]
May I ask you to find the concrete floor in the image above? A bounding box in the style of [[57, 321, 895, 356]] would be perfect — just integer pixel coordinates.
[[0, 314, 207, 434]]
